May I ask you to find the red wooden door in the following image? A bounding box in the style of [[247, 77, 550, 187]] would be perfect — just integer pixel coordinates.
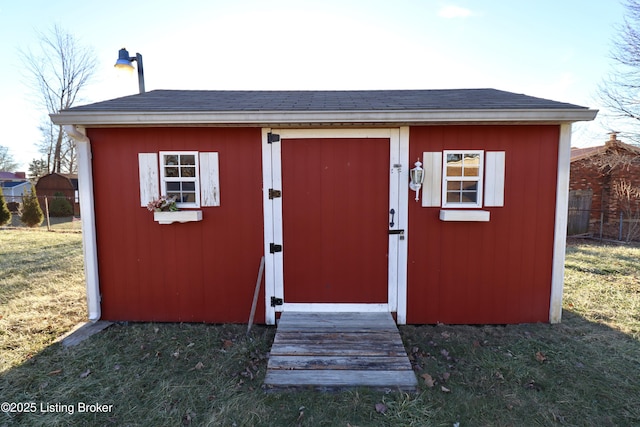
[[281, 138, 390, 303]]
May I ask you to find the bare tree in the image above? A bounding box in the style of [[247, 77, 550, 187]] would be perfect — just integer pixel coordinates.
[[23, 25, 96, 174], [585, 139, 640, 241], [0, 146, 19, 172], [612, 179, 640, 241], [600, 0, 640, 141]]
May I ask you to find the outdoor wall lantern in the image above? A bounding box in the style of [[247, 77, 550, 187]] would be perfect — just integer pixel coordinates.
[[114, 48, 145, 93], [409, 159, 425, 201]]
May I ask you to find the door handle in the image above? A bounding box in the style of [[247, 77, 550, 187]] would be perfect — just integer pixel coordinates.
[[388, 229, 404, 235], [389, 209, 395, 227]]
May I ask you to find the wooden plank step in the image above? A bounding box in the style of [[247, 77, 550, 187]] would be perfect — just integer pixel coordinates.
[[269, 344, 407, 357], [264, 369, 418, 392], [276, 312, 398, 330], [277, 331, 402, 343], [268, 355, 413, 371], [265, 311, 417, 392]]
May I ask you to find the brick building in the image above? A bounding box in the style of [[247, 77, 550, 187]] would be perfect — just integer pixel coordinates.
[[569, 133, 640, 240]]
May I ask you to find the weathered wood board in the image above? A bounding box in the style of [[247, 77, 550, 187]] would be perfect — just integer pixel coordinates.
[[264, 312, 417, 392]]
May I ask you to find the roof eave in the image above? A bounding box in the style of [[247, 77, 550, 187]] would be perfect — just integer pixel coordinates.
[[50, 108, 599, 126]]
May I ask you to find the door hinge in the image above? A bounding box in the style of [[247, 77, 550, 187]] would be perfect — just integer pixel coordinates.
[[271, 296, 284, 307], [268, 189, 281, 199], [269, 243, 282, 253], [267, 132, 280, 143]]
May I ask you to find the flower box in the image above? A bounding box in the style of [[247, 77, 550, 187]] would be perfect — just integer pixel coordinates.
[[153, 210, 202, 225], [439, 210, 490, 222]]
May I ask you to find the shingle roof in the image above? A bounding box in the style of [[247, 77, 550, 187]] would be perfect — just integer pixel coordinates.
[[66, 88, 588, 112], [571, 138, 640, 162], [1, 181, 29, 188]]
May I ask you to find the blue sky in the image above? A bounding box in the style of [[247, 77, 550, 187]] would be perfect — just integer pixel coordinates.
[[0, 0, 628, 171]]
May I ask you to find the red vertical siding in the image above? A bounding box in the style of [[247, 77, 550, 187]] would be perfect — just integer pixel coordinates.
[[407, 125, 560, 324], [87, 127, 264, 323], [280, 138, 389, 303]]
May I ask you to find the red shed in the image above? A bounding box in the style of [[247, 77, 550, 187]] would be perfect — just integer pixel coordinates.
[[50, 89, 597, 325]]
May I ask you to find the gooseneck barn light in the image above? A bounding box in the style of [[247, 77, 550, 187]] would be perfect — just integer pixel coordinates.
[[114, 48, 145, 93], [409, 159, 425, 201]]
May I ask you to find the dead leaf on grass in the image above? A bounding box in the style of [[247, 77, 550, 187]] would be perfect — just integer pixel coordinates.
[[535, 351, 547, 363], [48, 369, 62, 376], [525, 379, 543, 391], [441, 372, 450, 381], [440, 331, 450, 339], [79, 369, 91, 378], [441, 386, 451, 393], [374, 402, 387, 414], [222, 339, 233, 349], [421, 373, 435, 388], [194, 362, 204, 370], [182, 410, 196, 425]]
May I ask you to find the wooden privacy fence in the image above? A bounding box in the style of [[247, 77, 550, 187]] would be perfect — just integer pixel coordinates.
[[567, 189, 592, 236]]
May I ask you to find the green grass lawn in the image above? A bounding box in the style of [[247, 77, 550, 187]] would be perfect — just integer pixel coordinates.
[[1, 231, 639, 426]]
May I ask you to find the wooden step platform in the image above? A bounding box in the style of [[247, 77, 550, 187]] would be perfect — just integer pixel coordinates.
[[264, 312, 417, 392]]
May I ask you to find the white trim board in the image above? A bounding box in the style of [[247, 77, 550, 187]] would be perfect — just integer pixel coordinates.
[[281, 303, 390, 313], [51, 108, 598, 126], [263, 128, 409, 324], [63, 125, 101, 322], [550, 124, 572, 323]]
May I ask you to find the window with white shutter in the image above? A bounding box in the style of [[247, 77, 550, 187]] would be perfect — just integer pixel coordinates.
[[138, 151, 220, 208], [421, 150, 505, 211]]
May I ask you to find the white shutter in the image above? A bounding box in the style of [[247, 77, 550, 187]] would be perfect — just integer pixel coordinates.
[[484, 151, 505, 207], [199, 152, 220, 207], [421, 152, 442, 207], [138, 153, 159, 207]]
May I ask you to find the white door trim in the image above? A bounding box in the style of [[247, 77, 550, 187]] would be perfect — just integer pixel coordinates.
[[262, 128, 409, 324]]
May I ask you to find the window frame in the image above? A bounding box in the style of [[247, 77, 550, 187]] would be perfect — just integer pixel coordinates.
[[159, 151, 201, 208], [441, 150, 484, 208]]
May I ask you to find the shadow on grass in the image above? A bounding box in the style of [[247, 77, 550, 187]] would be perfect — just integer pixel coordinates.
[[1, 312, 639, 426]]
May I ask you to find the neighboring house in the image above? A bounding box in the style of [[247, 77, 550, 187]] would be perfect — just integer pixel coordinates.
[[0, 171, 29, 207], [35, 173, 80, 216], [50, 89, 596, 325], [569, 133, 640, 240]]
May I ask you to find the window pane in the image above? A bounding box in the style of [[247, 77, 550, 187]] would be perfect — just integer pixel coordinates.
[[447, 181, 462, 191], [463, 154, 480, 177], [166, 182, 180, 191], [461, 181, 477, 190], [446, 192, 461, 203], [165, 167, 179, 177], [446, 154, 463, 177], [167, 192, 180, 200], [180, 155, 195, 165], [461, 191, 477, 203], [181, 181, 196, 191], [183, 193, 196, 203], [164, 155, 178, 166], [181, 167, 196, 178]]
